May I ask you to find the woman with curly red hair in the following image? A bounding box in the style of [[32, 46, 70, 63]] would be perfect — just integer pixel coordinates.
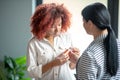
[[27, 3, 80, 80]]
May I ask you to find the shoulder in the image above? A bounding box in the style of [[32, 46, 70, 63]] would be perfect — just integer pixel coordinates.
[[86, 40, 104, 54], [27, 36, 39, 46], [28, 36, 36, 43]]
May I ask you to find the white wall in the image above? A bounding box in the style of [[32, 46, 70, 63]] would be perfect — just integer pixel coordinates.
[[0, 0, 32, 58], [43, 0, 107, 53]]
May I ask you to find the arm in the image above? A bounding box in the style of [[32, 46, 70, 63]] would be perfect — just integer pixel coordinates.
[[42, 49, 70, 73], [69, 47, 80, 68], [27, 41, 70, 78], [76, 51, 98, 80], [27, 42, 42, 78], [42, 60, 55, 73]]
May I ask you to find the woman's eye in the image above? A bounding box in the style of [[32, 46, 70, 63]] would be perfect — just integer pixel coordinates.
[[59, 24, 61, 26]]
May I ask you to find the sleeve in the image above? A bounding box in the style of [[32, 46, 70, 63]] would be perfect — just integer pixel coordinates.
[[26, 41, 42, 78], [76, 51, 98, 80]]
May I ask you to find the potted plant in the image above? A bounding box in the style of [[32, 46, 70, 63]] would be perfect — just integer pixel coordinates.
[[0, 56, 30, 80]]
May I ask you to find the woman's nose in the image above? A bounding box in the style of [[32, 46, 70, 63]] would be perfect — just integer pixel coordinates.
[[55, 27, 59, 32], [56, 26, 60, 30]]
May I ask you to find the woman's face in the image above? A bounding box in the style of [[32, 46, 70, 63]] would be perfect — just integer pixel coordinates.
[[46, 17, 62, 37]]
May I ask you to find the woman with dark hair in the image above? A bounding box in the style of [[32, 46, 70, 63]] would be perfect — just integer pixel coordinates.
[[27, 3, 79, 80], [69, 2, 120, 80]]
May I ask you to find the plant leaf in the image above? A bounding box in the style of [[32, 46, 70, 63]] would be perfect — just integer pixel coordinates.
[[4, 56, 16, 69], [15, 56, 26, 65]]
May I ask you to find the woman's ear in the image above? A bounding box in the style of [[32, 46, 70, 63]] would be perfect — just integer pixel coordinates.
[[87, 20, 93, 28], [87, 20, 95, 34], [88, 20, 93, 26]]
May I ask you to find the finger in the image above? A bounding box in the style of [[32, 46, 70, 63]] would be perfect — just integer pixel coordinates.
[[62, 54, 69, 60], [74, 52, 80, 55], [61, 58, 66, 64], [72, 48, 80, 52], [64, 49, 70, 55], [62, 56, 69, 62], [66, 56, 69, 60]]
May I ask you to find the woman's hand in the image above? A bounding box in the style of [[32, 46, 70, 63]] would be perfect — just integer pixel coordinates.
[[69, 47, 80, 64], [53, 49, 70, 66], [42, 50, 70, 73]]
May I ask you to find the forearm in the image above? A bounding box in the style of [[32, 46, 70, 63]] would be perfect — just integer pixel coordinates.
[[42, 60, 56, 74], [42, 50, 70, 73]]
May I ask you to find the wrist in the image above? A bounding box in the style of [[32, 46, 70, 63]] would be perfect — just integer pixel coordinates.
[[69, 62, 76, 69]]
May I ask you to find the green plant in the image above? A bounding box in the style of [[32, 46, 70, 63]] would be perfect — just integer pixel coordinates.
[[0, 56, 31, 80], [0, 61, 7, 80]]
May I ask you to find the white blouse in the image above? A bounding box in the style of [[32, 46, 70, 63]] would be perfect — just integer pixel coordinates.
[[27, 32, 76, 80]]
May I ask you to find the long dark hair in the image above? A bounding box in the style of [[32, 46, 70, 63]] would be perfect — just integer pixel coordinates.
[[82, 2, 118, 76]]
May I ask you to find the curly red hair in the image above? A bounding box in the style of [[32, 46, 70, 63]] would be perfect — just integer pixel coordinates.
[[30, 3, 71, 40]]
